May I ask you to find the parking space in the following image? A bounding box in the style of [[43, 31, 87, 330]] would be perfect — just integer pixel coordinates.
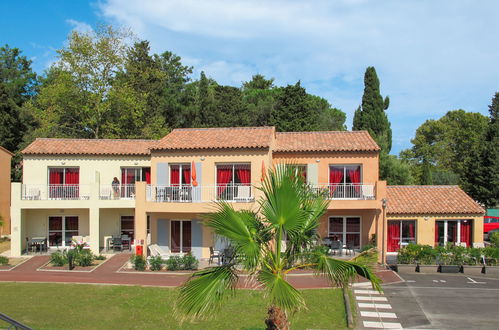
[[381, 270, 499, 329]]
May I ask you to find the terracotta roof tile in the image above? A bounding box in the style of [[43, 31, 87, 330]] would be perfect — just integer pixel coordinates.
[[274, 131, 380, 152], [22, 138, 157, 156], [153, 127, 275, 151], [387, 186, 485, 215]]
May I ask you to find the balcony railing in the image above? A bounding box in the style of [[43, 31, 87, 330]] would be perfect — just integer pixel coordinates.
[[21, 184, 91, 200], [147, 184, 254, 203], [314, 184, 375, 200], [99, 184, 136, 200]]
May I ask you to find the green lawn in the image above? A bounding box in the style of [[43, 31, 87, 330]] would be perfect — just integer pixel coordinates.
[[0, 283, 348, 329]]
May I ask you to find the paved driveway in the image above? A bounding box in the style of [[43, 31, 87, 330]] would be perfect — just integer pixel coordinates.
[[381, 269, 499, 329]]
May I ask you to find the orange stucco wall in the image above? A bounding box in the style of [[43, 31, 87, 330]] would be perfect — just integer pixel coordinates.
[[0, 148, 12, 236], [272, 151, 380, 185]]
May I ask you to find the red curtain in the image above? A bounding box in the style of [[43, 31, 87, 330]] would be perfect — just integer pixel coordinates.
[[65, 168, 79, 184], [145, 168, 151, 184], [170, 166, 180, 185], [435, 222, 439, 246], [329, 167, 344, 195], [348, 167, 361, 192], [126, 169, 135, 185], [388, 221, 400, 252], [450, 222, 458, 243], [171, 221, 181, 253], [49, 168, 63, 185], [236, 167, 251, 185], [182, 166, 191, 185], [460, 220, 472, 247], [217, 167, 233, 196], [408, 221, 415, 240], [121, 169, 126, 185]]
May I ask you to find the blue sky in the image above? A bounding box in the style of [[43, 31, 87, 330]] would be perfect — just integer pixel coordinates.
[[1, 0, 498, 154]]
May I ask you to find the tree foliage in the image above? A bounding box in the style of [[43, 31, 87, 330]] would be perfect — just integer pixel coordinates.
[[353, 67, 392, 153]]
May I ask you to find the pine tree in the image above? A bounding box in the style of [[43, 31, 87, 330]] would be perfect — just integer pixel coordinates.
[[466, 93, 499, 207], [352, 67, 392, 153]]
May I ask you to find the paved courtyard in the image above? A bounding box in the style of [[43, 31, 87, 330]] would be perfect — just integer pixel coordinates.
[[359, 268, 499, 329]]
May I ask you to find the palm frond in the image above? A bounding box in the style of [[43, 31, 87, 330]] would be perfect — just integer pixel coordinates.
[[314, 254, 382, 291], [258, 268, 306, 312], [176, 265, 238, 321], [204, 203, 263, 269]]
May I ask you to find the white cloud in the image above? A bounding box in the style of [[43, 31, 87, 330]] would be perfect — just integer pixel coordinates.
[[66, 19, 93, 33], [98, 0, 499, 153]]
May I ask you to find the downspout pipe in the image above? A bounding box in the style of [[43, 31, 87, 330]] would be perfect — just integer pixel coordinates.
[[381, 198, 387, 265]]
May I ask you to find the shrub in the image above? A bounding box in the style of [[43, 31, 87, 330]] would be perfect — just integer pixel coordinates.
[[50, 251, 67, 267], [131, 254, 146, 271], [0, 256, 9, 265], [149, 256, 164, 271], [166, 255, 182, 271], [182, 254, 199, 270], [94, 254, 106, 260], [360, 244, 375, 253], [490, 232, 499, 248], [165, 255, 199, 271], [75, 250, 94, 267]]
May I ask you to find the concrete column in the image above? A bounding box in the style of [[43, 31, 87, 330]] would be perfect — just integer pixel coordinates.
[[89, 207, 100, 255], [10, 183, 23, 257], [135, 182, 148, 250]]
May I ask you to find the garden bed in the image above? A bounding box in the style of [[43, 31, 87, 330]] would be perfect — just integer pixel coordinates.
[[0, 257, 30, 271], [39, 257, 108, 272]]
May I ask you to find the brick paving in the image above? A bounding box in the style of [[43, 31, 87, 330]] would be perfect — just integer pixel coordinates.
[[0, 254, 400, 288]]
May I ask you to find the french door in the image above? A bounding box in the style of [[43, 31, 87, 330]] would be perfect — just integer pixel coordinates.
[[121, 167, 151, 197], [48, 216, 79, 247], [48, 167, 80, 199], [328, 217, 361, 248], [170, 220, 192, 253], [388, 220, 416, 252], [121, 216, 134, 240], [435, 220, 472, 247]]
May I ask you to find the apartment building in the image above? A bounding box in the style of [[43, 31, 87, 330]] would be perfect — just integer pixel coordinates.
[[10, 127, 484, 261]]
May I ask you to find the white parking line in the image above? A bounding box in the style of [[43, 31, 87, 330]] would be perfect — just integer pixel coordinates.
[[440, 280, 446, 283], [406, 280, 415, 283], [358, 303, 392, 309], [363, 321, 403, 329], [360, 311, 398, 318], [467, 277, 486, 284], [356, 296, 388, 301], [355, 289, 381, 294]]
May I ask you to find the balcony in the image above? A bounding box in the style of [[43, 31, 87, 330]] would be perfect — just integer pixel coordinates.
[[99, 184, 136, 200], [314, 183, 375, 200], [147, 184, 254, 203], [21, 184, 91, 200]]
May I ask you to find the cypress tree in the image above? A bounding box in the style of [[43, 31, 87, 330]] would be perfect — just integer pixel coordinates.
[[353, 67, 392, 153]]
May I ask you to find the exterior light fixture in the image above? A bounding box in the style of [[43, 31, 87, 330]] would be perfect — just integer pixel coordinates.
[[134, 162, 138, 165], [316, 159, 320, 163], [201, 157, 205, 161], [382, 198, 387, 208]]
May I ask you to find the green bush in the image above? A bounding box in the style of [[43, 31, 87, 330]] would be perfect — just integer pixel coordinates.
[[360, 244, 375, 253], [165, 255, 199, 271], [489, 232, 499, 248], [50, 251, 67, 267], [397, 244, 437, 264], [94, 254, 106, 260], [75, 250, 94, 267], [0, 256, 9, 265], [166, 255, 182, 271], [131, 255, 146, 271], [149, 256, 164, 271], [182, 254, 199, 270]]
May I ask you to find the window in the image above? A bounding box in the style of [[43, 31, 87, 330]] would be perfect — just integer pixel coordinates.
[[48, 167, 80, 198], [328, 165, 362, 198], [120, 167, 150, 198], [388, 220, 416, 252], [121, 216, 134, 240], [435, 220, 472, 247], [328, 217, 361, 248], [169, 164, 191, 186], [171, 220, 191, 253], [216, 164, 251, 200], [48, 216, 78, 247]]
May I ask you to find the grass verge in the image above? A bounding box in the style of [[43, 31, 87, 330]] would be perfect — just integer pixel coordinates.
[[0, 283, 348, 329]]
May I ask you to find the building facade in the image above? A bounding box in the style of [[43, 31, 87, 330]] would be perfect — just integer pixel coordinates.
[[10, 127, 485, 261], [0, 146, 13, 236]]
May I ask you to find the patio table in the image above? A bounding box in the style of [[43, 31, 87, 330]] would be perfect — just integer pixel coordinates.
[[28, 237, 47, 253]]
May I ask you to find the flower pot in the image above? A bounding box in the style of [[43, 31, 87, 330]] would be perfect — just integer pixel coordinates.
[[438, 265, 462, 273]]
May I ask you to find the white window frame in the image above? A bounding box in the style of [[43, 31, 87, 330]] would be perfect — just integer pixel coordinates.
[[328, 164, 363, 185], [169, 163, 191, 186], [47, 167, 80, 185], [120, 167, 150, 184], [327, 216, 362, 248], [436, 219, 472, 245], [215, 163, 252, 186], [47, 215, 79, 248]]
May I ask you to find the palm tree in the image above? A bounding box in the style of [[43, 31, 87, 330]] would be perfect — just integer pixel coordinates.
[[176, 165, 380, 329]]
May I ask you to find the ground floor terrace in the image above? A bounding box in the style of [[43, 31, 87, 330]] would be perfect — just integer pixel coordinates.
[[10, 207, 138, 257]]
